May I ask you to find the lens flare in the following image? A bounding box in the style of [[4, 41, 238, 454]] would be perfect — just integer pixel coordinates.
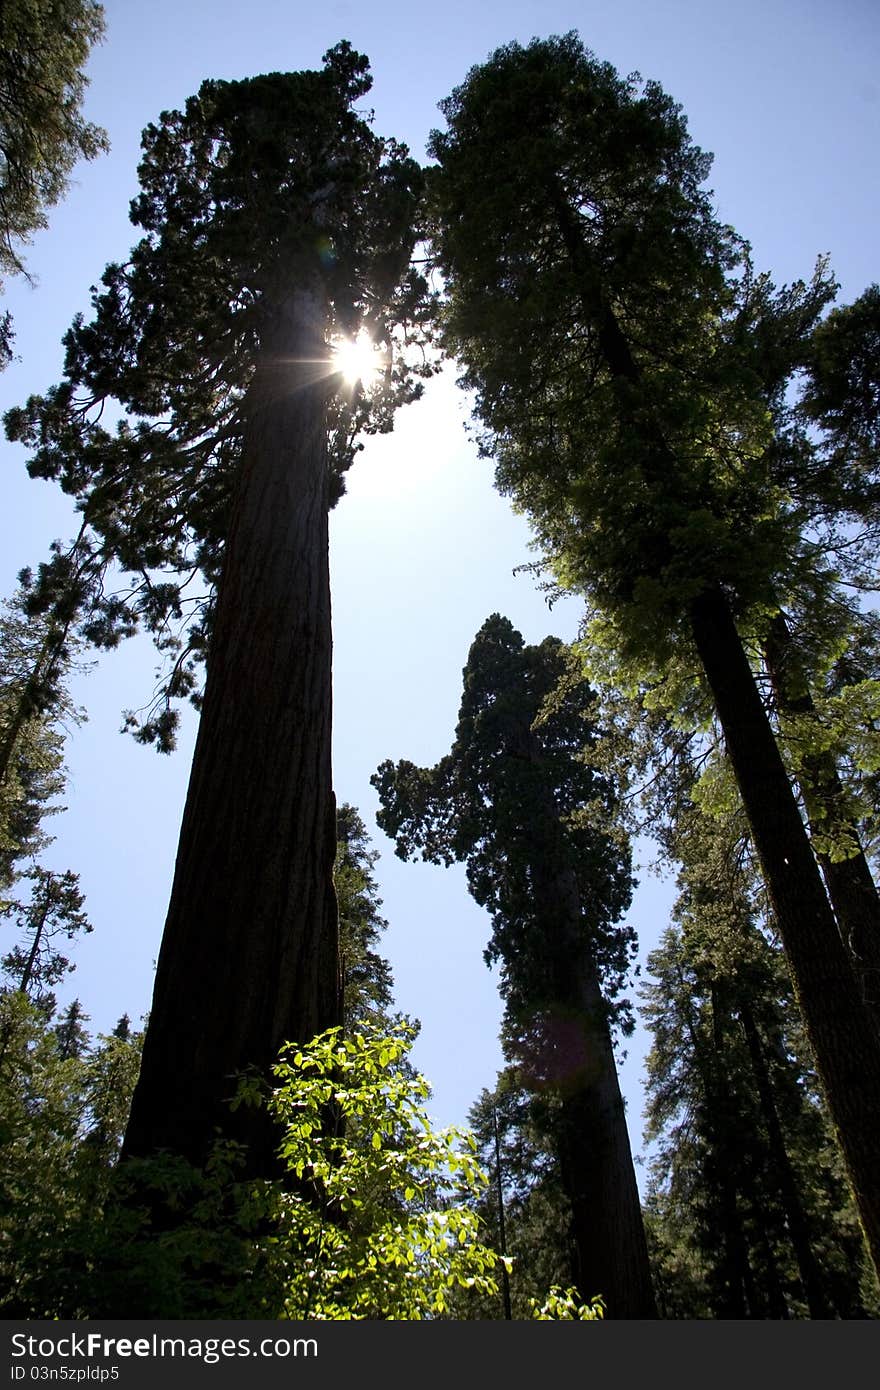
[[331, 331, 383, 387]]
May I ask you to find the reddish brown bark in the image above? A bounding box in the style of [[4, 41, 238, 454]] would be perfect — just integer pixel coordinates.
[[123, 284, 340, 1174]]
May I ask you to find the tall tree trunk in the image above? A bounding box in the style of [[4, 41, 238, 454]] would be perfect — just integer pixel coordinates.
[[532, 849, 657, 1318], [712, 987, 785, 1319], [123, 283, 341, 1176], [508, 709, 656, 1318], [737, 997, 834, 1318], [690, 583, 880, 1279], [704, 982, 758, 1317], [763, 611, 880, 1025]]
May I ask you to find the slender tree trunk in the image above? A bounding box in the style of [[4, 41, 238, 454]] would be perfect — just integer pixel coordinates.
[[689, 583, 880, 1279], [737, 998, 834, 1318], [492, 1106, 513, 1320], [763, 611, 880, 1024], [704, 983, 757, 1318], [712, 989, 785, 1319], [123, 283, 341, 1176], [708, 986, 788, 1317], [17, 893, 51, 996], [665, 965, 743, 1316], [0, 521, 97, 788]]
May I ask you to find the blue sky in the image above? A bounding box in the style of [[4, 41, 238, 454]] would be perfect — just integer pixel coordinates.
[[1, 0, 877, 1182]]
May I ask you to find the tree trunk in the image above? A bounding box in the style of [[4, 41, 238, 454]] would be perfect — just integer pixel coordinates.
[[507, 709, 656, 1319], [0, 521, 96, 788], [763, 610, 880, 1025], [531, 848, 657, 1318], [706, 983, 762, 1318], [17, 892, 51, 996], [123, 283, 341, 1176], [689, 583, 880, 1279], [737, 997, 834, 1317], [492, 1106, 513, 1320], [550, 187, 880, 1280]]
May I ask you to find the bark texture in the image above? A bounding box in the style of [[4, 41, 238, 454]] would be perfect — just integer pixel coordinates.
[[123, 285, 340, 1174]]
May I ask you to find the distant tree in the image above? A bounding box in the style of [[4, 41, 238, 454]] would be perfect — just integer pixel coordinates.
[[0, 708, 66, 905], [427, 33, 880, 1273], [641, 805, 877, 1318], [373, 614, 655, 1317], [451, 1073, 575, 1319], [0, 546, 104, 795], [335, 802, 402, 1035], [1, 865, 91, 1007], [798, 284, 880, 496], [0, 580, 84, 888], [0, 0, 108, 366], [6, 43, 430, 1175], [53, 997, 89, 1059], [0, 583, 95, 1058], [0, 992, 143, 1315]]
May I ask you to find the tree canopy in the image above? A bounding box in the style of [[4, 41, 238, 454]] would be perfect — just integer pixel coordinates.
[[426, 32, 880, 1278], [6, 39, 431, 747], [373, 614, 656, 1315]]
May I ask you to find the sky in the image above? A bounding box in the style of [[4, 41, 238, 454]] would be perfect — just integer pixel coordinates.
[[1, 0, 878, 1188]]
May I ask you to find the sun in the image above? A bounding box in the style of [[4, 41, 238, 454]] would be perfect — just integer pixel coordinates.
[[331, 330, 384, 388]]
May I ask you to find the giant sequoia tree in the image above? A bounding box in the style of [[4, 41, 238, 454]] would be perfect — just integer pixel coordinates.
[[7, 44, 428, 1172], [427, 34, 880, 1273], [373, 615, 656, 1317]]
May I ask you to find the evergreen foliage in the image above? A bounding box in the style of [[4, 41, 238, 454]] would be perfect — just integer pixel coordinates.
[[0, 580, 83, 887], [374, 616, 636, 1024], [641, 803, 879, 1318], [426, 32, 880, 1275], [0, 583, 91, 1017], [450, 1073, 575, 1318], [5, 41, 431, 746], [335, 802, 405, 1035], [0, 992, 143, 1315], [0, 0, 108, 366], [1, 864, 91, 1006], [373, 613, 655, 1316]]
